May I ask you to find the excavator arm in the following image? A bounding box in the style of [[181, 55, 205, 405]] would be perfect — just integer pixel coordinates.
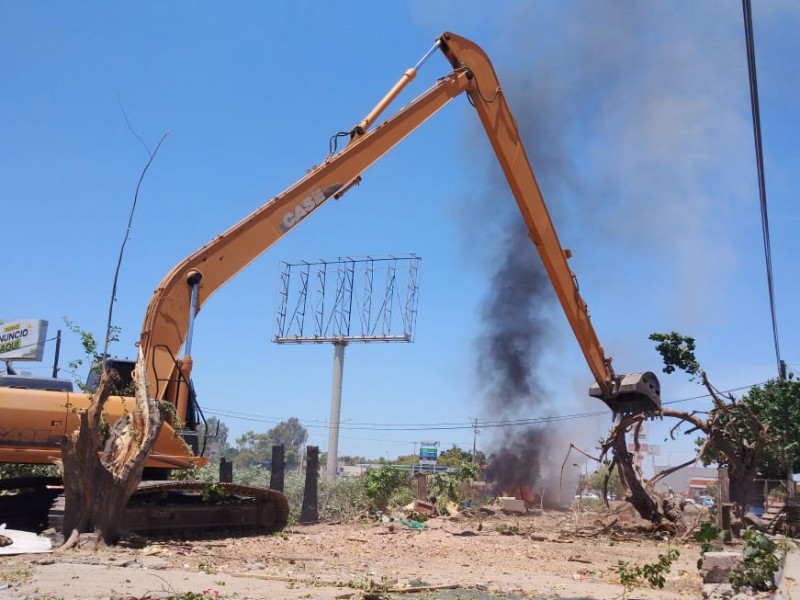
[[141, 31, 660, 419]]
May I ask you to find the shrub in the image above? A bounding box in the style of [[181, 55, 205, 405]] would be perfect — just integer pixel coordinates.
[[363, 466, 411, 512], [618, 547, 680, 599], [729, 530, 783, 593]]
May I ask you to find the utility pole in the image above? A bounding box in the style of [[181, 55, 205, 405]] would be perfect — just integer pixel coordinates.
[[52, 329, 62, 378], [778, 359, 793, 498], [471, 418, 479, 463]]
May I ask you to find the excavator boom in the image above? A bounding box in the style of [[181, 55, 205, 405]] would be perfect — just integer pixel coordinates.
[[142, 32, 660, 418], [140, 65, 474, 402]]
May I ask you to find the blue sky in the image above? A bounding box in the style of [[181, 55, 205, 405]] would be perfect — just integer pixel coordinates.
[[3, 2, 799, 474]]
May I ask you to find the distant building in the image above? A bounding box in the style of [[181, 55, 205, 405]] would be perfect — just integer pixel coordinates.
[[339, 465, 371, 478], [654, 465, 718, 500]]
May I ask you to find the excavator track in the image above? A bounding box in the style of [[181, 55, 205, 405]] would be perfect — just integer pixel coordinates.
[[0, 477, 62, 532], [47, 481, 289, 537], [126, 481, 289, 535]]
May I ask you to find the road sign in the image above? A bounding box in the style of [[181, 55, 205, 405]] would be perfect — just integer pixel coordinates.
[[419, 441, 439, 466]]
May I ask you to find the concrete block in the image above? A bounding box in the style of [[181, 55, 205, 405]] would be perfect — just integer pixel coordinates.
[[498, 496, 526, 513], [413, 500, 435, 516], [702, 551, 742, 584]]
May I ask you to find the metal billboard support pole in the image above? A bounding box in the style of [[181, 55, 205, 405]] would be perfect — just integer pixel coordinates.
[[273, 256, 421, 480], [326, 341, 347, 479]]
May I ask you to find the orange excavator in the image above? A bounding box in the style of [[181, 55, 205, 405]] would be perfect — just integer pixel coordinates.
[[0, 32, 660, 534]]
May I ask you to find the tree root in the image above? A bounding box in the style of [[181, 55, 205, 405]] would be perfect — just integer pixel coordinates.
[[56, 528, 80, 552]]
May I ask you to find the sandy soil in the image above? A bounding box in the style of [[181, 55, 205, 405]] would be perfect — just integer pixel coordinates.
[[0, 505, 709, 600]]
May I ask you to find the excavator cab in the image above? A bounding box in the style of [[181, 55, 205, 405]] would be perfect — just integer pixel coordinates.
[[85, 357, 136, 394], [589, 371, 661, 419], [85, 356, 203, 455]]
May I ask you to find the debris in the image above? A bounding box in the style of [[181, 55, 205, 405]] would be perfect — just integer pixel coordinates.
[[497, 497, 526, 514], [413, 500, 435, 516], [399, 519, 428, 530], [441, 527, 479, 537], [334, 583, 462, 598], [0, 524, 52, 555], [568, 555, 592, 564], [496, 522, 522, 536], [231, 572, 309, 582]]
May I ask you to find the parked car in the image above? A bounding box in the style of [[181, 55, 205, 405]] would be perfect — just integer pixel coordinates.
[[700, 495, 715, 507]]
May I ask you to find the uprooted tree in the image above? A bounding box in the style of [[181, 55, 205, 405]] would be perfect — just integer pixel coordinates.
[[597, 332, 798, 528]]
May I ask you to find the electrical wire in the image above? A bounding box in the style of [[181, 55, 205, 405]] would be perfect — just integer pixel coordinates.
[[742, 0, 782, 378], [203, 381, 767, 434]]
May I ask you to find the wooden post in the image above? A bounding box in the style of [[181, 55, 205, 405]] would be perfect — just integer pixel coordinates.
[[720, 504, 733, 542], [219, 457, 233, 483], [718, 466, 732, 541], [300, 446, 319, 524], [270, 444, 285, 492], [718, 466, 730, 505], [417, 473, 428, 500]]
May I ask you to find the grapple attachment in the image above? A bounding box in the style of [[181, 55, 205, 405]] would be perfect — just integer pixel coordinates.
[[590, 371, 661, 419]]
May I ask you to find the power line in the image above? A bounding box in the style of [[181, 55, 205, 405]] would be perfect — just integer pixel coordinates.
[[203, 380, 767, 434], [742, 0, 782, 379]]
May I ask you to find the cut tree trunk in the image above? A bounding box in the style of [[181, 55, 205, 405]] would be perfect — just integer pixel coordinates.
[[611, 424, 665, 524], [60, 348, 164, 544]]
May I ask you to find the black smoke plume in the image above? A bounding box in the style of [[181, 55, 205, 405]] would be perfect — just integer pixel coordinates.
[[475, 216, 563, 500], [476, 218, 552, 414]]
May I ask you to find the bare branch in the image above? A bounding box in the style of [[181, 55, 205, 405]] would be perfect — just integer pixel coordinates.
[[117, 97, 152, 155], [648, 458, 697, 488], [101, 130, 170, 367], [558, 443, 601, 505]]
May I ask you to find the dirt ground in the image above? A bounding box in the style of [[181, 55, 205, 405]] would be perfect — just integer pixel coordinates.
[[0, 503, 712, 600]]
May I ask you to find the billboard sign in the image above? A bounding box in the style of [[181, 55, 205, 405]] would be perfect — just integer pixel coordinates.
[[627, 443, 649, 453], [0, 319, 48, 361], [419, 441, 439, 466], [649, 445, 660, 457]]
